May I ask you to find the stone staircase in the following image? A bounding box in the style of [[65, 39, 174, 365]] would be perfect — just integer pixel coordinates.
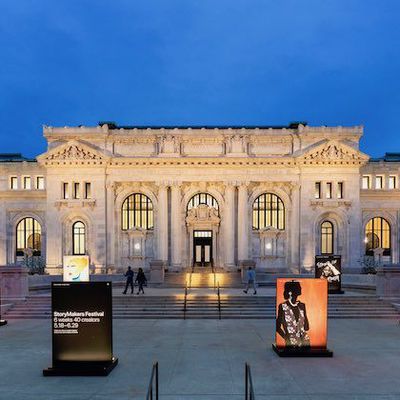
[[4, 294, 399, 320], [163, 270, 243, 288]]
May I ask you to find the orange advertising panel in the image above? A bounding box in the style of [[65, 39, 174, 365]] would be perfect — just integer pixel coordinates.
[[275, 278, 328, 349]]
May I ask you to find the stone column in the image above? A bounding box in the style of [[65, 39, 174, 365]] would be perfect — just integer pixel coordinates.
[[105, 182, 116, 272], [157, 183, 168, 263], [237, 183, 249, 261], [171, 182, 182, 269], [224, 183, 235, 268], [291, 183, 300, 271]]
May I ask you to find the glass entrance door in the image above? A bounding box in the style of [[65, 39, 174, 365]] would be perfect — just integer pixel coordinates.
[[193, 231, 212, 267]]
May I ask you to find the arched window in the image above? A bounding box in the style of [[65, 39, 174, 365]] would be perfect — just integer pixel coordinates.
[[187, 193, 219, 213], [72, 221, 86, 255], [122, 193, 153, 230], [252, 193, 285, 230], [16, 217, 41, 256], [365, 217, 391, 256], [321, 221, 334, 254]]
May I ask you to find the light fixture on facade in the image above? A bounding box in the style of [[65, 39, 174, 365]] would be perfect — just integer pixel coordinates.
[[364, 237, 369, 244], [134, 243, 141, 250], [266, 242, 272, 250]]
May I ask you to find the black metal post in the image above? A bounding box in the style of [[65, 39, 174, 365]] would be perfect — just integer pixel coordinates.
[[217, 282, 221, 320], [155, 362, 159, 400], [184, 285, 187, 320], [245, 363, 248, 400], [0, 277, 8, 326]]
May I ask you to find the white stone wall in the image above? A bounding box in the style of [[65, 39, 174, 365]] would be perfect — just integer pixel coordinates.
[[1, 123, 397, 274]]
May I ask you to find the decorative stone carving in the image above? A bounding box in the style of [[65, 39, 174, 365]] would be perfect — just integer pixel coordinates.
[[310, 200, 352, 211], [259, 228, 286, 259], [124, 228, 147, 259], [298, 140, 369, 164], [37, 140, 107, 165], [48, 145, 100, 161], [225, 135, 248, 156], [185, 204, 220, 226], [54, 199, 96, 210], [158, 135, 181, 156]]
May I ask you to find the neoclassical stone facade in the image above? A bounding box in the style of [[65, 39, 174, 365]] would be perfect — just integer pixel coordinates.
[[0, 123, 399, 274]]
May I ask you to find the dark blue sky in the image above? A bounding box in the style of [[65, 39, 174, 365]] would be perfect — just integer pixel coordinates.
[[1, 0, 399, 158]]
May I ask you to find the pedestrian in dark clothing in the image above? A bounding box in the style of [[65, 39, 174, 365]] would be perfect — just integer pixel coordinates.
[[123, 266, 134, 294], [135, 267, 147, 295], [243, 267, 257, 295]]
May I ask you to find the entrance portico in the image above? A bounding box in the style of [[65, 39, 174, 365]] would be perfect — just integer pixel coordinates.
[[186, 204, 220, 268]]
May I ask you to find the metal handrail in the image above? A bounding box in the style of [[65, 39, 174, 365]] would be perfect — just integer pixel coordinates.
[[245, 363, 255, 400], [146, 362, 159, 400], [212, 258, 217, 290], [0, 278, 7, 326], [217, 281, 221, 320], [183, 284, 188, 320]]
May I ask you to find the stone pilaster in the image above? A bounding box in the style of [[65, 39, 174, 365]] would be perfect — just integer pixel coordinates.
[[237, 183, 249, 261], [224, 183, 235, 268], [171, 182, 182, 269], [157, 183, 168, 263]]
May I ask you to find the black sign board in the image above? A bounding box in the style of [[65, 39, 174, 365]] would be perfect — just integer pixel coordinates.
[[43, 282, 118, 376], [315, 255, 343, 294]]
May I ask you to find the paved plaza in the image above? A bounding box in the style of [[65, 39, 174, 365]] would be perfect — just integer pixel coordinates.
[[0, 318, 400, 399]]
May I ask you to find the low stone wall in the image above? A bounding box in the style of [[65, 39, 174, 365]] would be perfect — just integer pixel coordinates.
[[342, 274, 376, 289], [28, 274, 126, 290], [0, 265, 29, 301]]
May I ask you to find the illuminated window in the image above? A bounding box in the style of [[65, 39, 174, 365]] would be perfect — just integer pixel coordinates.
[[337, 182, 344, 199], [252, 193, 285, 230], [63, 183, 69, 199], [326, 182, 332, 199], [36, 176, 44, 190], [389, 176, 396, 189], [315, 182, 321, 199], [122, 193, 153, 230], [375, 176, 383, 189], [16, 217, 41, 256], [72, 221, 86, 255], [321, 221, 334, 254], [23, 176, 31, 189], [194, 231, 212, 238], [187, 193, 219, 212], [84, 182, 91, 199], [10, 176, 18, 189], [362, 176, 370, 189], [365, 217, 391, 256]]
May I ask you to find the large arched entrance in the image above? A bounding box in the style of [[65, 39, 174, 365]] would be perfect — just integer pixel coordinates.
[[186, 193, 220, 268]]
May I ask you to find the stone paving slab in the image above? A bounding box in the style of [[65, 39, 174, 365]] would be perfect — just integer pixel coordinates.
[[0, 319, 399, 399]]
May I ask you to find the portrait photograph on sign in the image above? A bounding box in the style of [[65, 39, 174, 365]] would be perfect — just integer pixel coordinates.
[[63, 256, 90, 282], [315, 255, 343, 293], [274, 278, 332, 357]]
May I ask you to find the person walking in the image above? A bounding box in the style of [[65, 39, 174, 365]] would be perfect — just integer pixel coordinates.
[[243, 266, 257, 295], [135, 267, 147, 295], [122, 266, 134, 294]]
